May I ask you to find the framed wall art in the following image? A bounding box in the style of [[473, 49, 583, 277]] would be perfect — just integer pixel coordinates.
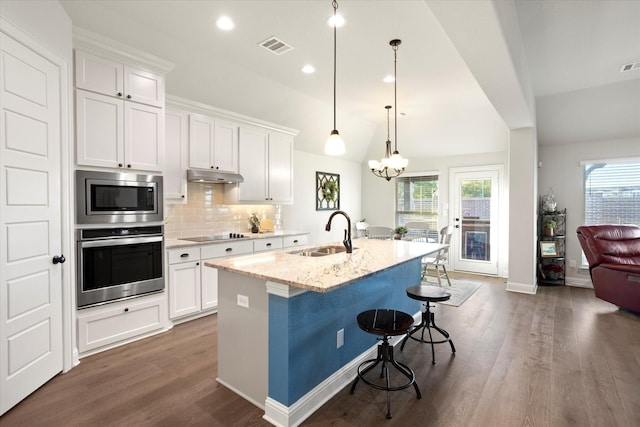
[[540, 240, 559, 257], [316, 171, 340, 211]]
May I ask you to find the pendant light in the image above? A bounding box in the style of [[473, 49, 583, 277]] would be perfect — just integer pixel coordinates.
[[325, 0, 345, 156], [368, 39, 408, 180]]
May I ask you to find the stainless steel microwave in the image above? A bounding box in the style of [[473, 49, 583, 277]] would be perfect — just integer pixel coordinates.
[[76, 170, 163, 225]]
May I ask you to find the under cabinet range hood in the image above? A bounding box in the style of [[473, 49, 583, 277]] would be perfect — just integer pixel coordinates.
[[187, 169, 244, 184]]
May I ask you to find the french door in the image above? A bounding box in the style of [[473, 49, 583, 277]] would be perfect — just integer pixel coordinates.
[[450, 167, 501, 275]]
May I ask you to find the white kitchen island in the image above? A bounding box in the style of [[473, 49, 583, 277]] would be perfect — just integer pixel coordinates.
[[206, 238, 444, 427]]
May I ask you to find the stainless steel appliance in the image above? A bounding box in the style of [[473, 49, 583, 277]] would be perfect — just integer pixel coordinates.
[[77, 225, 164, 308], [76, 170, 163, 225]]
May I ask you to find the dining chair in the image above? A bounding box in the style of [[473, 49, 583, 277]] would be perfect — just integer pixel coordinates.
[[421, 225, 454, 286], [404, 221, 430, 242], [366, 226, 395, 240]]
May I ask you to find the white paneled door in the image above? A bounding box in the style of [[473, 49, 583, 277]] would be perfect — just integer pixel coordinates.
[[0, 31, 63, 414]]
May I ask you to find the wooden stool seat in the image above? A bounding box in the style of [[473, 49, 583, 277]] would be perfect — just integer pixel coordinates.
[[350, 309, 421, 419]]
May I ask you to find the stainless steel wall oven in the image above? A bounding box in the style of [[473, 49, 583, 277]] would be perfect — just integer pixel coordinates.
[[77, 225, 164, 308]]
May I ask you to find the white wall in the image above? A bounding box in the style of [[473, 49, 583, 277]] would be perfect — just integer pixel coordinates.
[[0, 0, 72, 59], [538, 136, 640, 285], [281, 151, 362, 246], [362, 151, 508, 228]]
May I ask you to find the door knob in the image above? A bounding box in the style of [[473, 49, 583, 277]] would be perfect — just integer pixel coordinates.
[[53, 255, 66, 264]]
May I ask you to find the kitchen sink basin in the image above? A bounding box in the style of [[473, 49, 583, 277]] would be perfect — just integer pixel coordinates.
[[289, 245, 354, 257]]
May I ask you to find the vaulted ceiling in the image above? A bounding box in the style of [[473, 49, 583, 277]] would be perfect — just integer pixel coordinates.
[[60, 0, 640, 162]]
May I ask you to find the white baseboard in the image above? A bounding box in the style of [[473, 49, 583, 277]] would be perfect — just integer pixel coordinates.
[[506, 281, 537, 294], [263, 343, 378, 427]]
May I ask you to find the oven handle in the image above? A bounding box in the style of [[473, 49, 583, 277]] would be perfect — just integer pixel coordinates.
[[79, 235, 163, 248]]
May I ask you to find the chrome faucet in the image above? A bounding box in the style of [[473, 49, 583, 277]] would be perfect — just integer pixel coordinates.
[[325, 210, 353, 253]]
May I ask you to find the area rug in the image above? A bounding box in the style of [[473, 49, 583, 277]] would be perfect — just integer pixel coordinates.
[[420, 279, 482, 307]]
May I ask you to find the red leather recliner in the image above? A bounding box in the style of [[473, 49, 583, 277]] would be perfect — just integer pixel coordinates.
[[576, 225, 640, 313]]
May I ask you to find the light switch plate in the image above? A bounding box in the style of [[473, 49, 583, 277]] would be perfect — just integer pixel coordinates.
[[336, 329, 344, 348], [237, 294, 249, 308]]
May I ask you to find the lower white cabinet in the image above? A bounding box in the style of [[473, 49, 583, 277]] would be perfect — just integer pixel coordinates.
[[167, 241, 253, 321], [284, 234, 308, 248], [254, 236, 284, 252], [77, 294, 166, 355]]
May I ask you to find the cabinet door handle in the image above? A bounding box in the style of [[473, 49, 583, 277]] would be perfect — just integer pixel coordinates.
[[127, 164, 131, 168], [126, 94, 131, 99], [52, 254, 66, 264], [196, 262, 200, 266], [266, 243, 272, 247], [225, 248, 232, 252], [180, 253, 189, 258], [181, 195, 185, 198], [293, 240, 298, 243], [118, 163, 123, 167], [117, 92, 123, 97], [124, 308, 129, 313]]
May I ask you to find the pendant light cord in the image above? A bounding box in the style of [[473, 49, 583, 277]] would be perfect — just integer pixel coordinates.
[[332, 0, 338, 131], [393, 42, 398, 153]]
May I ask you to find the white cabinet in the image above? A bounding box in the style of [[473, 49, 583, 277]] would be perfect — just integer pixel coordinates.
[[168, 241, 253, 321], [74, 50, 165, 172], [165, 109, 188, 203], [77, 294, 166, 355], [233, 127, 294, 204], [283, 234, 309, 248], [76, 90, 163, 171], [189, 114, 238, 173], [167, 247, 201, 320], [254, 237, 284, 253], [75, 50, 164, 107]]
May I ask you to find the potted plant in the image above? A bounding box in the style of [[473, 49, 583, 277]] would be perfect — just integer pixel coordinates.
[[249, 213, 260, 233], [394, 226, 408, 240], [543, 218, 557, 236]]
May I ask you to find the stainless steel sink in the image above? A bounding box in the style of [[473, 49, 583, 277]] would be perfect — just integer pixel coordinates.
[[289, 245, 353, 257]]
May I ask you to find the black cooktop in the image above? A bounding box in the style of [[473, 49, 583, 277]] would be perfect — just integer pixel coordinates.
[[181, 233, 248, 242]]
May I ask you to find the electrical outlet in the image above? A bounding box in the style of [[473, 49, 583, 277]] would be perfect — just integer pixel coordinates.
[[237, 294, 249, 308], [336, 329, 344, 348], [569, 259, 577, 268]]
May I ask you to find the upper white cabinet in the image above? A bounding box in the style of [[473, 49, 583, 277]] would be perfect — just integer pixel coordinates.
[[234, 126, 294, 204], [75, 50, 164, 107], [165, 109, 188, 203], [72, 31, 174, 172], [189, 114, 238, 173], [76, 88, 163, 171]]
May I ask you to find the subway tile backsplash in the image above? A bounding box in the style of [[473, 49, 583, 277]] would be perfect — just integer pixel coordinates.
[[164, 183, 276, 239]]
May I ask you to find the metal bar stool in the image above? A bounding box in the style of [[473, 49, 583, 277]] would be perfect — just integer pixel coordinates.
[[400, 285, 456, 364], [350, 309, 421, 419]]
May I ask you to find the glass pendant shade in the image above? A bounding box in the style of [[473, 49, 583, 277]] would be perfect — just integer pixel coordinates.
[[325, 130, 345, 155]]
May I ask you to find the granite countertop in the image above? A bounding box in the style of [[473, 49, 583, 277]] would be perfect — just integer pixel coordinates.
[[205, 239, 446, 293], [165, 230, 309, 249]]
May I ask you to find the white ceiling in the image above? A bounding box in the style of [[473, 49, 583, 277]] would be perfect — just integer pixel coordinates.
[[59, 0, 640, 161]]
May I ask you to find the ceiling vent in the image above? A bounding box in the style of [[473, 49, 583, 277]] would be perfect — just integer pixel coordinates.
[[259, 36, 293, 55], [620, 62, 640, 72]]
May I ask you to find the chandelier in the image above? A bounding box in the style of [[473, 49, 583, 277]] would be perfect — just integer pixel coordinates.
[[325, 0, 345, 156], [368, 39, 408, 180]]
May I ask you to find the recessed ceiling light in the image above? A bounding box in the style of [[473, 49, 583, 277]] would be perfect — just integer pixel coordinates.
[[383, 75, 395, 83], [327, 14, 345, 28], [215, 16, 234, 31], [302, 65, 315, 74]]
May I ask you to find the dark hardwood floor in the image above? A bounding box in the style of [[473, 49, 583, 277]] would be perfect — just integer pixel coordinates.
[[2, 274, 639, 427]]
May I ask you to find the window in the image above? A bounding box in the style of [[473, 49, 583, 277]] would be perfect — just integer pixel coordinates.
[[583, 160, 640, 226], [582, 159, 640, 266], [396, 174, 439, 238]]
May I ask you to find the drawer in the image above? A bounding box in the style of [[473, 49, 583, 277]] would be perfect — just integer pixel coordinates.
[[77, 296, 164, 353], [201, 240, 254, 259], [284, 235, 308, 248], [168, 247, 200, 264], [254, 237, 283, 252]]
